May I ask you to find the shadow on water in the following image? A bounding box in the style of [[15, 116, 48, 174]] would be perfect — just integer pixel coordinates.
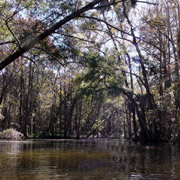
[[0, 139, 180, 180]]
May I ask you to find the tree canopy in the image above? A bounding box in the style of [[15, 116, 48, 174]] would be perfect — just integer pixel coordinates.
[[0, 0, 180, 143]]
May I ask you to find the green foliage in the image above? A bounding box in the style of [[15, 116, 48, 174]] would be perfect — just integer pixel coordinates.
[[92, 118, 104, 131], [1, 0, 180, 142], [76, 51, 124, 97]]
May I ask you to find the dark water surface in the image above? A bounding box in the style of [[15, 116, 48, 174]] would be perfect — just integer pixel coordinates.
[[0, 139, 180, 180]]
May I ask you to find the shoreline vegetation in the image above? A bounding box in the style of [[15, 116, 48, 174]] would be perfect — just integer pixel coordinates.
[[0, 128, 177, 145], [0, 129, 24, 140]]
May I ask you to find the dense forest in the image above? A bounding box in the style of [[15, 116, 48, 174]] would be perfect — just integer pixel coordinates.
[[0, 0, 180, 143]]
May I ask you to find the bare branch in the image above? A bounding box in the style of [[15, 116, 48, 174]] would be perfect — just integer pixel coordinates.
[[21, 55, 38, 67], [34, 46, 65, 66], [5, 21, 21, 48], [0, 41, 15, 46], [79, 15, 132, 36], [57, 32, 95, 44], [136, 1, 157, 5]]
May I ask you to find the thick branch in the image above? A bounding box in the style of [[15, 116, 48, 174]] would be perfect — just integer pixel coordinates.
[[0, 0, 104, 71]]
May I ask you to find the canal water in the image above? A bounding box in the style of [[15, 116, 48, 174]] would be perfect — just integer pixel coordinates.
[[0, 139, 179, 180]]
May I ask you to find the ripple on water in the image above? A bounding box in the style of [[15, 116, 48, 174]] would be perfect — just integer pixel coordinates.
[[0, 139, 179, 180]]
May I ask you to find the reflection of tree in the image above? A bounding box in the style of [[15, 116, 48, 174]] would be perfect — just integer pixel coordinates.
[[0, 141, 22, 154], [0, 140, 179, 179]]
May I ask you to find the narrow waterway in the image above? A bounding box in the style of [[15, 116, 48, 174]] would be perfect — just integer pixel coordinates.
[[0, 139, 179, 180]]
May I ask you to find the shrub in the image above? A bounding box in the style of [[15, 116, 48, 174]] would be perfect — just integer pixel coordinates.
[[0, 128, 24, 140]]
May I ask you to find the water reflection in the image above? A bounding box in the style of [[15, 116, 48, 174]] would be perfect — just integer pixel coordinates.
[[0, 139, 179, 180]]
